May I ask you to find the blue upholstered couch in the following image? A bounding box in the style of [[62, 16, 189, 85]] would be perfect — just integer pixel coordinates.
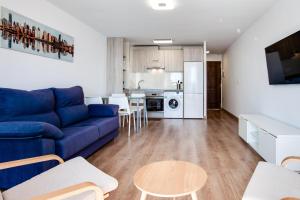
[[0, 86, 119, 189]]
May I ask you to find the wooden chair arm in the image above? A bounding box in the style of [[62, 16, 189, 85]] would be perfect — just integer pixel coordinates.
[[31, 182, 105, 200], [0, 155, 64, 170], [281, 156, 300, 167], [281, 197, 300, 200]]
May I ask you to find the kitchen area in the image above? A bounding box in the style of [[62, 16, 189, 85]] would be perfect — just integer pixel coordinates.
[[106, 38, 207, 120]]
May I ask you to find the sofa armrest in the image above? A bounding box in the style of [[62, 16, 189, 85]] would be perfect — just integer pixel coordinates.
[[0, 122, 64, 139], [88, 104, 119, 117]]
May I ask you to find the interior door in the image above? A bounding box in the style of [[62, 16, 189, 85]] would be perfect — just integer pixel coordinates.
[[207, 61, 221, 109]]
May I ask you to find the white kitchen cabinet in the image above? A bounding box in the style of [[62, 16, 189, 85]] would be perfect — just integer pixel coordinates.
[[131, 47, 147, 72], [183, 46, 203, 62], [163, 49, 184, 72], [239, 114, 300, 169]]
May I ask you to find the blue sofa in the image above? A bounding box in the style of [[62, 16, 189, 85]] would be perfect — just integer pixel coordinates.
[[0, 86, 119, 189]]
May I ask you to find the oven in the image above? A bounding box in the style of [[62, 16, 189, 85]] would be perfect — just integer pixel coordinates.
[[146, 96, 164, 112]]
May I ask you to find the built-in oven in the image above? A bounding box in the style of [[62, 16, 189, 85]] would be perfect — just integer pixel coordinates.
[[146, 96, 164, 112]]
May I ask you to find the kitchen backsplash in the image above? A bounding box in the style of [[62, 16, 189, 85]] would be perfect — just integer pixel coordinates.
[[124, 70, 183, 90]]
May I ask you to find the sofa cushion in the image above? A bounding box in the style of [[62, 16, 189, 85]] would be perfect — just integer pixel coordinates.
[[72, 117, 119, 138], [56, 105, 89, 127], [53, 86, 84, 108], [56, 126, 100, 159], [3, 157, 118, 200], [53, 86, 89, 127], [242, 162, 300, 200], [0, 122, 64, 139], [0, 88, 60, 127]]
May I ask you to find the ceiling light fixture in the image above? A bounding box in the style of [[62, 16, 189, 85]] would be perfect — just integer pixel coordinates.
[[206, 50, 210, 54], [151, 0, 175, 10], [153, 39, 173, 44]]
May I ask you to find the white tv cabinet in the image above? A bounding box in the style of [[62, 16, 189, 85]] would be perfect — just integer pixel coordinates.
[[239, 114, 300, 167]]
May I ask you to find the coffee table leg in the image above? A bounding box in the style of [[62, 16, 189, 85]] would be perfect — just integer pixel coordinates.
[[140, 192, 147, 200], [191, 192, 198, 200]]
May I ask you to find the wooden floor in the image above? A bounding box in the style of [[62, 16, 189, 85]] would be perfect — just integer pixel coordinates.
[[88, 110, 262, 200]]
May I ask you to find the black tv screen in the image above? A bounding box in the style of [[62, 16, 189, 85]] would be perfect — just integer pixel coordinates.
[[265, 31, 300, 85]]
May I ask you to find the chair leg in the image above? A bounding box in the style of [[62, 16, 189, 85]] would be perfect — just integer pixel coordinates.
[[139, 111, 142, 129], [122, 116, 125, 127], [191, 192, 198, 200], [128, 114, 131, 137], [133, 112, 136, 132]]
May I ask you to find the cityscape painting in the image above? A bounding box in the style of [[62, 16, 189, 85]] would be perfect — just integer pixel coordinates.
[[0, 7, 74, 62]]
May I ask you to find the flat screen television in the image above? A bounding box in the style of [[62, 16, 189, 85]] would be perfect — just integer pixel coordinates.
[[265, 31, 300, 85]]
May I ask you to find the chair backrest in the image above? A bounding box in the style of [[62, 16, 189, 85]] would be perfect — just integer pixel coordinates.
[[85, 97, 103, 105], [109, 96, 130, 113], [111, 93, 126, 97], [130, 93, 146, 106]]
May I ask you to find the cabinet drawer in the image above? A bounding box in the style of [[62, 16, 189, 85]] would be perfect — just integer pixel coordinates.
[[258, 129, 276, 163]]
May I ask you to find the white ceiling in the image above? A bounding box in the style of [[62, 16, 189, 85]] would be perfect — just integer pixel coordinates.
[[47, 0, 277, 53]]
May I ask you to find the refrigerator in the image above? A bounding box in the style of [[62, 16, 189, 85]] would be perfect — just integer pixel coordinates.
[[184, 62, 204, 118]]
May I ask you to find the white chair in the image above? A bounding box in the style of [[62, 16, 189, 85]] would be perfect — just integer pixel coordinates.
[[0, 155, 118, 200], [85, 97, 103, 105], [130, 93, 148, 129], [242, 156, 300, 200], [109, 96, 135, 136]]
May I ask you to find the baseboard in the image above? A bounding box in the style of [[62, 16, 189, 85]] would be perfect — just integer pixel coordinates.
[[222, 108, 238, 121]]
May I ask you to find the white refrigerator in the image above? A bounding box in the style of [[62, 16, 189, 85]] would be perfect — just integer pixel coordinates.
[[184, 62, 204, 118]]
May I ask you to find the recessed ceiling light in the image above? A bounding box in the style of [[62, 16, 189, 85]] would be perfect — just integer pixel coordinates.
[[153, 39, 173, 44], [206, 50, 210, 54], [151, 0, 175, 10], [236, 28, 241, 34]]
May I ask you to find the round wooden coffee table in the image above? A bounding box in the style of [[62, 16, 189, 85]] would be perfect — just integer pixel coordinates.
[[134, 160, 207, 200]]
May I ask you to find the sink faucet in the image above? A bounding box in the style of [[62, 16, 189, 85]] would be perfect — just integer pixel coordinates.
[[137, 80, 144, 90]]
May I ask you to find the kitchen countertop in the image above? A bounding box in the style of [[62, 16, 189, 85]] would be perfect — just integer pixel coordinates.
[[127, 89, 183, 93]]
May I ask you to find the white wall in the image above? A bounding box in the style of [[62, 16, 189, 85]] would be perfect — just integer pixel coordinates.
[[207, 54, 222, 62], [0, 0, 107, 96], [223, 0, 300, 127]]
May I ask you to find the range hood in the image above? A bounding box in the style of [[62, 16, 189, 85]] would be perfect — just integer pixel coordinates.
[[146, 66, 165, 70]]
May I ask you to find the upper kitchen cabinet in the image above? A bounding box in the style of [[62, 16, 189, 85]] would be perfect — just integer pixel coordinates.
[[131, 47, 147, 72], [183, 46, 204, 62], [163, 49, 184, 72], [131, 46, 163, 72]]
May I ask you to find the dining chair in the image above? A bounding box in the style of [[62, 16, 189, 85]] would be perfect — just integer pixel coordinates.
[[109, 96, 135, 136], [130, 93, 148, 128]]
